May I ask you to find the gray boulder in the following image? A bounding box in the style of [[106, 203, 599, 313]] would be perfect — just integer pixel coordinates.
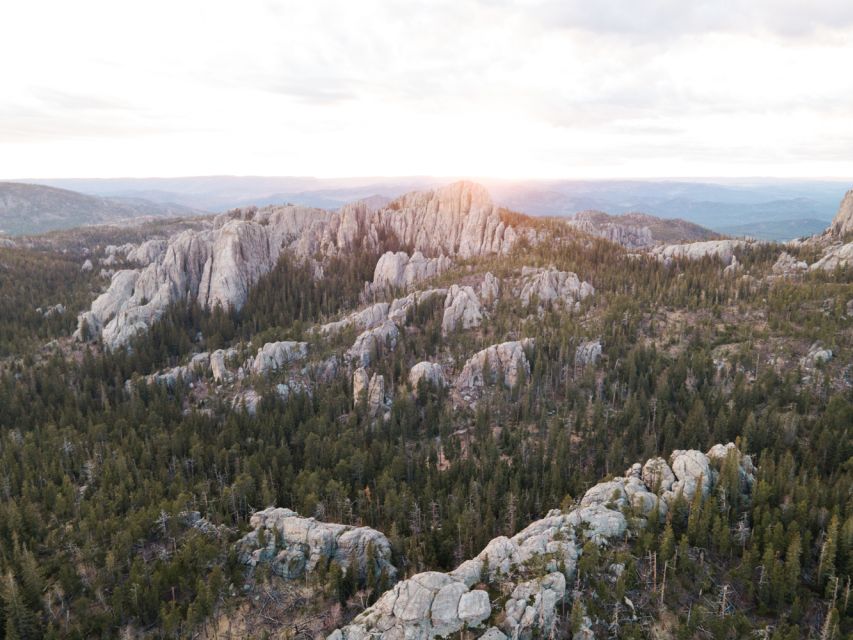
[[442, 285, 483, 334], [238, 507, 396, 583]]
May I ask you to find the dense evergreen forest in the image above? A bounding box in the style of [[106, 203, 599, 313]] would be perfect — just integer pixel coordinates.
[[0, 229, 850, 639]]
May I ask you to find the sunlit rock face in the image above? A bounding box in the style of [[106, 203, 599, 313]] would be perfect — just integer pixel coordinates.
[[409, 361, 446, 392], [651, 239, 748, 266], [455, 339, 534, 393], [248, 341, 308, 375], [829, 189, 853, 238], [77, 181, 522, 349], [516, 267, 594, 311], [441, 284, 483, 334], [370, 251, 452, 291], [810, 242, 853, 271]]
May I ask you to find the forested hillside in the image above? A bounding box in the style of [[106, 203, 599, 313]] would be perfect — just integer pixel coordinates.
[[0, 185, 850, 640]]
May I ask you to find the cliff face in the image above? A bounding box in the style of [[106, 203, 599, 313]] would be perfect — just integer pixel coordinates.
[[830, 189, 853, 238], [77, 182, 522, 349]]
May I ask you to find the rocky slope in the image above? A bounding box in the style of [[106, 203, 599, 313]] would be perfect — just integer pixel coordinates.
[[568, 211, 717, 249], [329, 444, 754, 640], [77, 182, 523, 349]]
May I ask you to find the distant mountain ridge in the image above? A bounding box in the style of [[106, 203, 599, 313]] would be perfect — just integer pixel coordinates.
[[567, 210, 718, 248], [0, 182, 205, 235], [21, 177, 851, 238]]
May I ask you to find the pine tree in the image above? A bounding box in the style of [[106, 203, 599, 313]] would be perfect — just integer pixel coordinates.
[[659, 522, 675, 562], [817, 515, 839, 594], [2, 573, 41, 640]]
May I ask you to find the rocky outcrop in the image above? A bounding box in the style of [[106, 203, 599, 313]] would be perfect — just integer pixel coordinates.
[[331, 443, 754, 640], [378, 181, 518, 258], [575, 340, 602, 368], [275, 380, 310, 401], [353, 367, 370, 404], [210, 348, 237, 383], [320, 302, 390, 336], [238, 507, 396, 583], [370, 251, 452, 291], [409, 362, 446, 391], [386, 289, 447, 324], [249, 341, 308, 375], [232, 389, 261, 415], [569, 211, 655, 249], [441, 285, 483, 334], [480, 272, 500, 305], [455, 339, 533, 393], [516, 267, 594, 311], [367, 374, 386, 417], [651, 240, 747, 266], [74, 270, 141, 340], [772, 251, 808, 276], [829, 189, 853, 238], [810, 242, 853, 271], [77, 182, 524, 348], [127, 239, 168, 265], [347, 320, 400, 367], [801, 342, 833, 368], [568, 211, 717, 249], [664, 449, 714, 504]]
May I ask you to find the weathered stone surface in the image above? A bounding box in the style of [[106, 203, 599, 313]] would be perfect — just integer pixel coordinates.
[[275, 380, 310, 401], [371, 251, 452, 291], [480, 272, 500, 305], [772, 251, 808, 276], [517, 267, 594, 310], [810, 242, 853, 271], [74, 269, 140, 340], [210, 348, 237, 383], [81, 259, 93, 272], [232, 389, 261, 415], [442, 285, 483, 334], [250, 341, 308, 375], [581, 481, 628, 509], [800, 342, 833, 367], [387, 288, 447, 324], [829, 188, 853, 237], [455, 339, 533, 392], [238, 507, 396, 583], [569, 210, 656, 249], [575, 340, 602, 367], [347, 320, 400, 367], [409, 362, 446, 391], [126, 239, 168, 265], [651, 240, 747, 266], [430, 582, 467, 634], [367, 374, 386, 417], [457, 590, 490, 625], [353, 367, 370, 404], [320, 302, 390, 336], [664, 450, 714, 504], [642, 457, 676, 492]]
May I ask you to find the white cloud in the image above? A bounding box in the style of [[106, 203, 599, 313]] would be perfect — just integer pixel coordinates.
[[1, 0, 853, 178]]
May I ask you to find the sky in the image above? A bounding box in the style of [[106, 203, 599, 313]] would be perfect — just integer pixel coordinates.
[[2, 0, 853, 180]]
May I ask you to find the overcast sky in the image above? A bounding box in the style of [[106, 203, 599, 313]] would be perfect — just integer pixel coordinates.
[[3, 0, 853, 179]]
